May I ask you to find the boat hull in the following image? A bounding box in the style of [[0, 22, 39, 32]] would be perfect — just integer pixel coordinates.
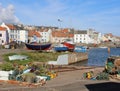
[[54, 46, 68, 52], [63, 42, 75, 51], [74, 46, 87, 52], [25, 43, 51, 50]]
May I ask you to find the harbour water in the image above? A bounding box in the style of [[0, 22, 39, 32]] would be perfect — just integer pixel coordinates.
[[74, 48, 120, 66]]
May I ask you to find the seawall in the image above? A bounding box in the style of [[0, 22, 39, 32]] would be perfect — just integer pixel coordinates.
[[68, 52, 88, 64]]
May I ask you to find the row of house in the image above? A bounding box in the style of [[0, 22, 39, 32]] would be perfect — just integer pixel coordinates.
[[0, 23, 120, 45], [0, 23, 28, 45]]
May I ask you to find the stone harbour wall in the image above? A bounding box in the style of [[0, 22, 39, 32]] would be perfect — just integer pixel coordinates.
[[68, 52, 88, 64]]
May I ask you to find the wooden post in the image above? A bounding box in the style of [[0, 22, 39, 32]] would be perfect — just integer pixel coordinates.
[[108, 47, 110, 54]]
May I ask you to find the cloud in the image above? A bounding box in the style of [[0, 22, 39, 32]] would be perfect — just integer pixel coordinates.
[[0, 3, 20, 24]]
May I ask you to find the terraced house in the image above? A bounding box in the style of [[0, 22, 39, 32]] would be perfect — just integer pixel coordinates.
[[1, 23, 28, 43]]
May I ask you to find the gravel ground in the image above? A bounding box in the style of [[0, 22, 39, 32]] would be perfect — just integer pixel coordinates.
[[1, 66, 120, 91]]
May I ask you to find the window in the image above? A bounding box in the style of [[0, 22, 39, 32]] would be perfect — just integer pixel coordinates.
[[44, 39, 46, 42], [2, 40, 4, 43], [18, 31, 20, 34], [0, 34, 2, 37], [42, 39, 44, 41], [18, 35, 20, 39]]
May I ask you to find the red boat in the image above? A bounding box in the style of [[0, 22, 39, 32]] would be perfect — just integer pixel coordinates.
[[62, 41, 75, 51]]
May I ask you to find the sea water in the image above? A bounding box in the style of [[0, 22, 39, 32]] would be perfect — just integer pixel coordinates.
[[74, 48, 120, 66]]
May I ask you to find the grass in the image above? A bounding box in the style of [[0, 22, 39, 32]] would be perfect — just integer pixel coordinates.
[[3, 52, 69, 65], [1, 51, 69, 70]]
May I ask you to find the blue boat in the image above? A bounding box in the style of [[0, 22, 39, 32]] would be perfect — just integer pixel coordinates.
[[54, 44, 68, 52], [25, 42, 51, 50], [74, 46, 87, 52]]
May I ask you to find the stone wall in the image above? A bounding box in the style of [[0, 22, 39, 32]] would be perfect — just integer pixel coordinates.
[[68, 52, 88, 64]]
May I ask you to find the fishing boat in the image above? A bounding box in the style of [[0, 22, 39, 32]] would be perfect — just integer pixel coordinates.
[[62, 40, 75, 51], [74, 46, 87, 53], [54, 44, 68, 52], [25, 42, 51, 50]]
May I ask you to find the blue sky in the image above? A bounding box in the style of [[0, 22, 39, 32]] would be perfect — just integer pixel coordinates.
[[0, 0, 120, 36]]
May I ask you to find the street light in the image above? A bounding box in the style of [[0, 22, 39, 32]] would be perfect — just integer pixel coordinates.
[[58, 19, 62, 28]]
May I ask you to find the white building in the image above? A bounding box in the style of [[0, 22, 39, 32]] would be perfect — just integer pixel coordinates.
[[0, 26, 9, 45], [1, 23, 11, 43], [74, 30, 90, 44], [88, 29, 102, 44], [74, 29, 101, 44], [1, 23, 28, 43], [8, 25, 28, 43], [19, 30, 28, 43], [39, 29, 52, 43]]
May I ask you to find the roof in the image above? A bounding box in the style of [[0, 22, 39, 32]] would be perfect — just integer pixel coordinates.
[[0, 26, 6, 31], [28, 30, 41, 37], [68, 33, 74, 37], [74, 30, 87, 34], [105, 33, 113, 37], [6, 24, 16, 30], [14, 25, 24, 30], [52, 31, 73, 38], [40, 29, 49, 32], [61, 29, 69, 33]]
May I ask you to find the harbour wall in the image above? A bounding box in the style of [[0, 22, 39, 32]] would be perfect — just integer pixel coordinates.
[[68, 52, 88, 64]]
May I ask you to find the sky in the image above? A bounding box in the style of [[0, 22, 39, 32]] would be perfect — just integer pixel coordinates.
[[0, 0, 120, 36]]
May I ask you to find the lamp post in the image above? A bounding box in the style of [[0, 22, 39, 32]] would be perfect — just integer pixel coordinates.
[[58, 19, 62, 28]]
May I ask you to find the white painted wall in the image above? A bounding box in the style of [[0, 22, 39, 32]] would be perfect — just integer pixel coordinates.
[[0, 31, 7, 45], [39, 29, 51, 43], [74, 34, 90, 44], [19, 30, 28, 43]]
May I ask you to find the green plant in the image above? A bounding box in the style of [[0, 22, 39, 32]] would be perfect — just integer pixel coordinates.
[[0, 63, 14, 71], [2, 51, 69, 68]]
